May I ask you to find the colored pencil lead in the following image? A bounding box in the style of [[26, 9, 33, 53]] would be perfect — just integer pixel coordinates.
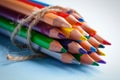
[[92, 62, 99, 66], [98, 60, 106, 64], [98, 44, 105, 48], [103, 40, 111, 45], [90, 47, 97, 52]]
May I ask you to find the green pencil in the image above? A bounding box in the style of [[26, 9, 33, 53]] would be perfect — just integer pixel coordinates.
[[0, 16, 67, 52]]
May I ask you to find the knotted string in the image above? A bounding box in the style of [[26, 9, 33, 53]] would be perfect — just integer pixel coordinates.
[[7, 5, 81, 61]]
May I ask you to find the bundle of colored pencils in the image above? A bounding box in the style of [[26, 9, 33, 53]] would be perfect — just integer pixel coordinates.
[[0, 0, 111, 66]]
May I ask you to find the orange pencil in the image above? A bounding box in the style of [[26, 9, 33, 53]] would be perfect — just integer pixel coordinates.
[[0, 0, 72, 28]]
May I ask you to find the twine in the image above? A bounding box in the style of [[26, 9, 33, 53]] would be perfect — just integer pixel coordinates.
[[8, 6, 80, 61]]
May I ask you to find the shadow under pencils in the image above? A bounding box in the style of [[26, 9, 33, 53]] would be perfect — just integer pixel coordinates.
[[0, 34, 99, 75]]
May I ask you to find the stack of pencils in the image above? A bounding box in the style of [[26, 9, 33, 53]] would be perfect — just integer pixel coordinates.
[[0, 0, 111, 66]]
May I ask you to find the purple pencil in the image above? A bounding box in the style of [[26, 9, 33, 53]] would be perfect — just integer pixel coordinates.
[[0, 6, 66, 39]]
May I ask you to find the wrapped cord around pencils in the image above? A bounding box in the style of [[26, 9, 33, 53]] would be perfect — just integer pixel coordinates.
[[8, 5, 81, 61]]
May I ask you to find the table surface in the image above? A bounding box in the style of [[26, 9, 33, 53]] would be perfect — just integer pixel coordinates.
[[0, 0, 120, 80]]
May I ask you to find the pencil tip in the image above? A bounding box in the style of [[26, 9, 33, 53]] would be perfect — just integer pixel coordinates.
[[85, 35, 90, 39], [98, 60, 106, 64], [61, 48, 67, 53], [80, 36, 87, 41], [89, 33, 96, 37], [98, 50, 106, 56], [100, 53, 106, 56], [58, 33, 66, 39], [90, 47, 97, 52], [71, 59, 80, 64], [92, 62, 99, 66], [75, 22, 82, 26], [103, 40, 111, 45], [78, 18, 85, 22], [98, 44, 105, 48], [79, 48, 87, 54]]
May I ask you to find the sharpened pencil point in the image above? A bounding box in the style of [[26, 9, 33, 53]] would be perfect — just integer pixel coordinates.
[[58, 33, 66, 39], [90, 47, 97, 52], [98, 49, 106, 56], [98, 60, 106, 64], [71, 59, 80, 64], [75, 22, 82, 26], [85, 36, 90, 40], [100, 53, 106, 56], [89, 33, 96, 37], [92, 62, 99, 66], [103, 40, 111, 45], [78, 18, 85, 22], [61, 48, 67, 53], [79, 48, 87, 54], [80, 36, 87, 41], [98, 44, 105, 48]]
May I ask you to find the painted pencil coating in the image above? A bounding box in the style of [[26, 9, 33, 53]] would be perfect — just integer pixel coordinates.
[[0, 28, 80, 64], [18, 0, 80, 26], [0, 0, 72, 28], [0, 6, 66, 39], [0, 16, 67, 52]]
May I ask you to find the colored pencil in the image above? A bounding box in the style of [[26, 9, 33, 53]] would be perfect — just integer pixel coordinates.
[[73, 54, 99, 66], [58, 39, 87, 54], [26, 0, 108, 47], [0, 0, 72, 28], [77, 40, 97, 52], [28, 0, 96, 36], [61, 27, 87, 41], [0, 16, 67, 53], [86, 36, 105, 48], [20, 0, 81, 26], [93, 34, 111, 45], [17, 0, 88, 42], [0, 6, 66, 39], [29, 0, 111, 45], [0, 6, 87, 42], [87, 51, 106, 64], [97, 49, 106, 56], [73, 25, 105, 48], [0, 28, 80, 64]]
